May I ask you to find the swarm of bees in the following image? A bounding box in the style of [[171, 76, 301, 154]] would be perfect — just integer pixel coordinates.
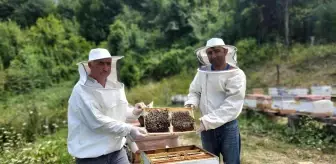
[[171, 111, 194, 131], [145, 109, 170, 132]]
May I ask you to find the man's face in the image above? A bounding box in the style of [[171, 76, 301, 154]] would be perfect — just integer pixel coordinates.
[[88, 58, 112, 79], [206, 46, 228, 67]]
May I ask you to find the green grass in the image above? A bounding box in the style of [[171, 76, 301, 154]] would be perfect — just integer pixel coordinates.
[[0, 80, 74, 126], [126, 70, 195, 106], [246, 43, 336, 91]]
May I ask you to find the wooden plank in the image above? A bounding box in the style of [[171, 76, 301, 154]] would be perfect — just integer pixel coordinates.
[[311, 112, 333, 118], [144, 145, 196, 155], [279, 110, 296, 115], [147, 149, 201, 158]]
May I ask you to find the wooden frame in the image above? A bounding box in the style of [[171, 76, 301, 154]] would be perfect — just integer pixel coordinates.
[[141, 145, 219, 164]]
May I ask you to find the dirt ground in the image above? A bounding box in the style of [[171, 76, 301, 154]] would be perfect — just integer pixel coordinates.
[[178, 133, 336, 164]]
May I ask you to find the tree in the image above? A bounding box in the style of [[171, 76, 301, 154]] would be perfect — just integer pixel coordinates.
[[107, 20, 128, 56], [0, 0, 25, 21], [56, 0, 79, 20], [76, 0, 123, 44], [284, 0, 290, 46], [11, 0, 56, 27], [0, 21, 23, 69], [4, 15, 92, 94]]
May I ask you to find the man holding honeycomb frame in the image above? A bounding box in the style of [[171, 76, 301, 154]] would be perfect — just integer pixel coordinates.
[[185, 38, 246, 164]]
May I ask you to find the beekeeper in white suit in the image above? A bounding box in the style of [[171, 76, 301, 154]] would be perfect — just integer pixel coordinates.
[[67, 48, 147, 164], [185, 38, 246, 164]]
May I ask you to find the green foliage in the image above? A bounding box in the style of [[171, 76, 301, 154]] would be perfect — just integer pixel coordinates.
[[0, 21, 23, 69], [236, 38, 279, 70], [0, 0, 56, 27], [0, 129, 73, 164], [284, 116, 335, 150], [143, 47, 196, 80], [126, 72, 195, 105], [107, 20, 128, 56], [189, 0, 235, 43], [119, 54, 142, 87], [76, 0, 123, 44], [0, 81, 72, 150], [240, 111, 336, 151], [56, 0, 79, 20], [3, 15, 92, 94]]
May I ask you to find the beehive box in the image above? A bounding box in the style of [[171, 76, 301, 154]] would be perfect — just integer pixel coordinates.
[[244, 94, 257, 108], [287, 88, 309, 96], [256, 95, 272, 111], [143, 107, 196, 135], [244, 94, 272, 111], [271, 95, 296, 114], [294, 95, 331, 113], [311, 86, 332, 96], [332, 85, 336, 96], [141, 145, 219, 164]]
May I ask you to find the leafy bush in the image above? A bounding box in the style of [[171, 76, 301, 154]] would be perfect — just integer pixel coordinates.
[[0, 129, 73, 164], [236, 38, 280, 70], [3, 15, 92, 94], [240, 110, 336, 151], [0, 21, 24, 69], [0, 81, 72, 147]]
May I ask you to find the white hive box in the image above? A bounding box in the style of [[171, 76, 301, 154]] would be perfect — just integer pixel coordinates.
[[141, 145, 219, 164], [256, 95, 272, 110], [311, 86, 332, 96], [293, 95, 332, 115], [268, 87, 288, 96], [268, 88, 279, 96], [287, 88, 308, 96], [244, 94, 257, 108], [271, 95, 296, 114], [244, 94, 272, 110], [332, 85, 336, 96], [310, 100, 334, 115]]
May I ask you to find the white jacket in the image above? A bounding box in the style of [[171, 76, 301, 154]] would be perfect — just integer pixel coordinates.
[[67, 63, 138, 158], [185, 66, 246, 130]]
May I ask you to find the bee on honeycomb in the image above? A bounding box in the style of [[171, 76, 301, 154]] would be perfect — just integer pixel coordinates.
[[145, 109, 170, 132], [171, 111, 194, 132]]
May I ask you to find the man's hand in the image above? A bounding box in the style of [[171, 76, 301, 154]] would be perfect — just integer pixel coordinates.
[[129, 127, 147, 141], [184, 104, 195, 109], [196, 120, 206, 134], [133, 102, 146, 116]]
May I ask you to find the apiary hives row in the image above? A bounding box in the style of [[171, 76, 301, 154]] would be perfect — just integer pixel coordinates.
[[143, 107, 196, 135]]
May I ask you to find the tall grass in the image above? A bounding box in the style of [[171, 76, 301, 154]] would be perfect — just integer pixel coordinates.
[[246, 43, 336, 90]]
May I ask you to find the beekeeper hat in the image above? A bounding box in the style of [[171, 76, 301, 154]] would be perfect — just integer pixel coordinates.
[[88, 48, 112, 61], [195, 38, 238, 67]]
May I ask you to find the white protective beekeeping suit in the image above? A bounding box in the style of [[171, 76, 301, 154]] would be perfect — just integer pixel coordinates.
[[67, 54, 138, 158], [185, 38, 246, 130]]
